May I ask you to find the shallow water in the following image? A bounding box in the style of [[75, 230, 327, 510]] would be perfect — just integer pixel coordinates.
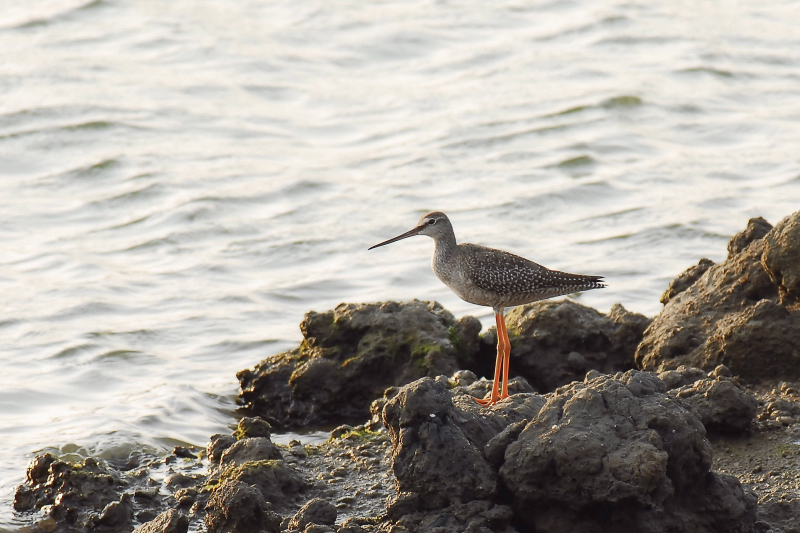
[[2, 0, 800, 528]]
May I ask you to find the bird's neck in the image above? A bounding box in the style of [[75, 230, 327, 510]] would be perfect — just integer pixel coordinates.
[[431, 231, 458, 277]]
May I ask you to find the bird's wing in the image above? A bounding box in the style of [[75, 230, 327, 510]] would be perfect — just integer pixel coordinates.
[[460, 244, 604, 295]]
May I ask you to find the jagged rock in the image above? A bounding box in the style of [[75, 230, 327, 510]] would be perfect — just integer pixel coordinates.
[[238, 300, 482, 429], [219, 437, 283, 467], [213, 458, 308, 515], [204, 480, 281, 533], [133, 508, 188, 533], [480, 300, 650, 393], [658, 365, 707, 389], [381, 377, 544, 513], [636, 214, 800, 381], [729, 217, 773, 256], [500, 370, 757, 533], [661, 258, 715, 304], [288, 498, 337, 530], [234, 416, 272, 439], [207, 434, 236, 465], [763, 211, 800, 304], [13, 455, 150, 533], [670, 377, 758, 433]]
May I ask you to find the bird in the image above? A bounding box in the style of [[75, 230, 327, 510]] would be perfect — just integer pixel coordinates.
[[368, 211, 605, 406]]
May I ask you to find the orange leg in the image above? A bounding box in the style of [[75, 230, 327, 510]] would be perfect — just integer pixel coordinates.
[[499, 316, 511, 399], [476, 312, 506, 406]]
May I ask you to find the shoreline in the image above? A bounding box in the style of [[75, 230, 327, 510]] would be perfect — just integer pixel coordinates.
[[11, 210, 800, 533]]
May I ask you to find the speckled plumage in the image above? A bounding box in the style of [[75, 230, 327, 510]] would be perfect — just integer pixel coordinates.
[[407, 211, 605, 313]]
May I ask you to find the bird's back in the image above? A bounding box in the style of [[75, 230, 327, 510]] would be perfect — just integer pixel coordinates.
[[445, 243, 604, 309]]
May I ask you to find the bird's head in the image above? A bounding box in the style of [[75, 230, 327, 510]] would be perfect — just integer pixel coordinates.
[[368, 211, 453, 249]]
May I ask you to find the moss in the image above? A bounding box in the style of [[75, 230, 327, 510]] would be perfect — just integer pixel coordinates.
[[303, 444, 321, 457], [218, 459, 283, 484]]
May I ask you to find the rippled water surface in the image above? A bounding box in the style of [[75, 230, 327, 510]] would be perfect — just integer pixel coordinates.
[[2, 0, 800, 528]]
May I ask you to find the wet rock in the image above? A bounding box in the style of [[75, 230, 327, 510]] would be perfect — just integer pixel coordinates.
[[763, 211, 800, 304], [204, 479, 281, 533], [219, 436, 283, 467], [207, 434, 236, 465], [288, 498, 337, 530], [661, 258, 715, 304], [96, 493, 134, 527], [500, 370, 757, 533], [482, 300, 650, 392], [13, 455, 140, 532], [238, 300, 482, 429], [382, 377, 544, 513], [671, 377, 759, 434], [637, 214, 800, 381], [133, 508, 188, 533]]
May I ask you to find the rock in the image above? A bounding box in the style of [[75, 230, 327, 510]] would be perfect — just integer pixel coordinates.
[[729, 217, 773, 256], [381, 377, 544, 513], [238, 300, 482, 429], [482, 300, 650, 393], [658, 365, 707, 389], [500, 370, 757, 533], [636, 214, 800, 381], [172, 446, 197, 459], [207, 434, 236, 464], [214, 459, 308, 515], [763, 211, 800, 303], [234, 416, 272, 439], [288, 498, 337, 530], [388, 499, 516, 533], [205, 480, 281, 533], [133, 509, 189, 533], [96, 493, 134, 527], [671, 377, 758, 433], [13, 455, 146, 532], [661, 258, 715, 304], [219, 437, 283, 467]]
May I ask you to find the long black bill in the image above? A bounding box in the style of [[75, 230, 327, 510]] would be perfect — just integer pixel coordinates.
[[368, 225, 425, 250]]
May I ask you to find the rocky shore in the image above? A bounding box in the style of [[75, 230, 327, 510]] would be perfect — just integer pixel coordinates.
[[13, 210, 800, 533]]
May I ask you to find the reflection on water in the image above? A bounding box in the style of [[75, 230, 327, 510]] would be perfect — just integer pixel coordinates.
[[2, 0, 800, 528]]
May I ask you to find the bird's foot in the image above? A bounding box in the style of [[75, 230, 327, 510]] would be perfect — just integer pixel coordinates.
[[475, 395, 499, 406]]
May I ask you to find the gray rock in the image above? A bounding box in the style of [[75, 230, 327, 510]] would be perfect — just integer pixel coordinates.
[[215, 457, 308, 515], [671, 377, 758, 433], [499, 370, 756, 533], [763, 211, 800, 303], [658, 365, 707, 389], [637, 213, 800, 382], [729, 217, 773, 256], [207, 434, 236, 464], [288, 498, 337, 530], [219, 437, 283, 467], [661, 258, 715, 304], [133, 509, 189, 533], [382, 377, 544, 513], [485, 300, 650, 393], [234, 416, 272, 439], [204, 480, 281, 533], [238, 300, 482, 429], [13, 456, 142, 532]]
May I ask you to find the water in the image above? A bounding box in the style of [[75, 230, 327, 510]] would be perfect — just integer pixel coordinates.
[[1, 0, 799, 528]]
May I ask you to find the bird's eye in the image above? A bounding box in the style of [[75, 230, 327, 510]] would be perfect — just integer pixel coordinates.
[[428, 218, 437, 225]]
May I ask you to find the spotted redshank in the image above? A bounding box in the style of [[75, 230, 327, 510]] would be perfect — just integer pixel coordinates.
[[369, 211, 605, 406]]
